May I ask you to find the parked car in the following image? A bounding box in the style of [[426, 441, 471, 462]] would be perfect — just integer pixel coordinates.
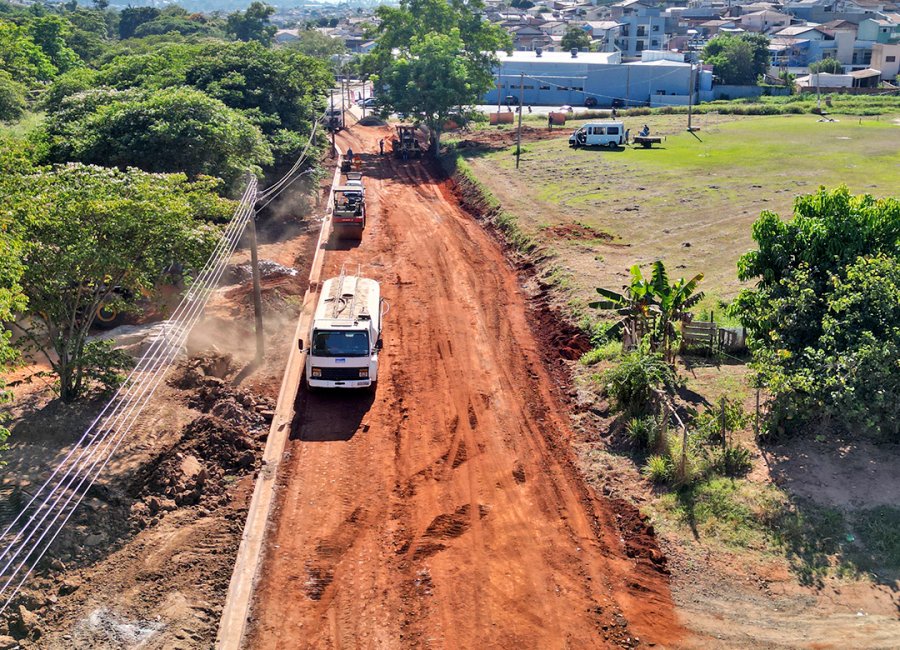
[[356, 97, 377, 108]]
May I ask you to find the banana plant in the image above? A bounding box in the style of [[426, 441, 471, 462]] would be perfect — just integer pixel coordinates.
[[650, 261, 705, 363], [591, 261, 704, 364], [589, 264, 661, 348]]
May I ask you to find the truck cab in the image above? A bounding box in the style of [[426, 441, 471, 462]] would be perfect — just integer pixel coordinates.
[[569, 121, 625, 148], [301, 273, 383, 389]]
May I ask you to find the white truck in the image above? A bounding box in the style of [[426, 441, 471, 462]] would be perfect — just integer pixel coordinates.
[[299, 270, 383, 389], [569, 121, 626, 148]]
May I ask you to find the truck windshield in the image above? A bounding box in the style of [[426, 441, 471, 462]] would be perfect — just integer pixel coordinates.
[[312, 330, 369, 357]]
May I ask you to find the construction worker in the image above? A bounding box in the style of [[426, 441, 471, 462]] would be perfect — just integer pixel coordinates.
[[379, 139, 384, 155], [346, 147, 354, 159], [548, 115, 553, 131], [639, 124, 650, 137]]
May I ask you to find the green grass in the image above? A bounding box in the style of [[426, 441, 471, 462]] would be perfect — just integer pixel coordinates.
[[0, 111, 44, 138], [464, 113, 900, 304], [651, 477, 900, 586]]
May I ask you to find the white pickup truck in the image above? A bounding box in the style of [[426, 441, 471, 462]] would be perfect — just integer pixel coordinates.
[[299, 272, 383, 389]]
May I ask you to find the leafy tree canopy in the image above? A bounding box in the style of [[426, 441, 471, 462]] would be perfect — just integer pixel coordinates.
[[27, 14, 81, 74], [280, 28, 346, 59], [363, 0, 510, 151], [0, 18, 58, 83], [226, 1, 275, 45], [703, 33, 769, 85], [809, 57, 842, 74], [2, 164, 233, 401], [37, 86, 272, 191], [119, 6, 160, 39], [734, 186, 900, 440], [561, 25, 591, 52], [0, 69, 26, 122], [47, 41, 331, 166]]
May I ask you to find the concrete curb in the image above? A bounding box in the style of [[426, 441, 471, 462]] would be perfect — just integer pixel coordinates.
[[215, 158, 340, 649]]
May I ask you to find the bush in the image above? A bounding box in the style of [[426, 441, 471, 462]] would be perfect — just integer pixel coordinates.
[[626, 415, 657, 449], [735, 188, 900, 441], [707, 444, 753, 477], [580, 340, 621, 365], [604, 349, 676, 417], [68, 340, 134, 398], [642, 454, 673, 484]]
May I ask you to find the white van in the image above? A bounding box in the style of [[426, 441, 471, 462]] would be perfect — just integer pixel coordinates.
[[569, 121, 626, 148], [299, 270, 384, 389]]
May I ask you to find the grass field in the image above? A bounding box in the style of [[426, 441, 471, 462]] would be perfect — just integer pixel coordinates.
[[461, 113, 900, 310]]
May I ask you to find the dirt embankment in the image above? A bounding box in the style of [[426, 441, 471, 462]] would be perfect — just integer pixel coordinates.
[[0, 171, 326, 648], [246, 125, 681, 648]]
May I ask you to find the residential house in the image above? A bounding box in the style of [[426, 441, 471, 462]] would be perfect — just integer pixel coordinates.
[[858, 16, 900, 42], [871, 41, 900, 77], [739, 10, 795, 32]]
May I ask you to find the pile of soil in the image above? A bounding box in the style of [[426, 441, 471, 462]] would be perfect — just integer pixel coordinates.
[[0, 352, 273, 647]]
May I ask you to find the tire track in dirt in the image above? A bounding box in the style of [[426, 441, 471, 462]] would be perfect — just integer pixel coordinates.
[[244, 125, 681, 649]]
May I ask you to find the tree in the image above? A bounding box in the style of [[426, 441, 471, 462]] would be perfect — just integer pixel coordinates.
[[0, 225, 26, 459], [810, 57, 843, 74], [118, 6, 160, 40], [0, 19, 57, 83], [363, 0, 510, 153], [561, 26, 591, 52], [0, 69, 26, 122], [83, 41, 331, 166], [2, 164, 233, 401], [281, 29, 346, 59], [27, 15, 82, 74], [38, 86, 272, 192], [734, 186, 900, 439], [510, 0, 534, 8], [226, 1, 275, 45], [702, 33, 768, 85]]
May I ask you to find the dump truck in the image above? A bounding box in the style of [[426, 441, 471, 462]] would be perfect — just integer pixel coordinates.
[[299, 269, 384, 389], [392, 125, 423, 159], [332, 185, 366, 239]]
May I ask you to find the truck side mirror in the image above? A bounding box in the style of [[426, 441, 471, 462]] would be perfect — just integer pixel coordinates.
[[374, 339, 383, 351], [298, 339, 304, 351]]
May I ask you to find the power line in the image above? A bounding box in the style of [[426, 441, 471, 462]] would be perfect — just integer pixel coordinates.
[[0, 178, 259, 615]]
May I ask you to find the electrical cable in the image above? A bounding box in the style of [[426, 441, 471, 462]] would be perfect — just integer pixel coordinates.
[[0, 179, 258, 615]]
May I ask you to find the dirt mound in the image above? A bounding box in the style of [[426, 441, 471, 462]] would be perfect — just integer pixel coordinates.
[[226, 260, 298, 285], [357, 115, 386, 126], [532, 300, 593, 361], [547, 223, 613, 241], [169, 352, 236, 390]]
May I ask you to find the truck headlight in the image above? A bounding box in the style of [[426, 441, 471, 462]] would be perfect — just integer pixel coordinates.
[[311, 367, 322, 378], [358, 368, 368, 378]]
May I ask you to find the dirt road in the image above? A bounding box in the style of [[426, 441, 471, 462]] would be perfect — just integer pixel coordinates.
[[246, 125, 680, 648]]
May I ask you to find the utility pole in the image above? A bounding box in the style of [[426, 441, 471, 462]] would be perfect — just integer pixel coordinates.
[[361, 76, 367, 119], [330, 91, 336, 157], [248, 208, 264, 365], [625, 65, 631, 108], [687, 63, 696, 131], [515, 73, 524, 170], [496, 68, 502, 115]]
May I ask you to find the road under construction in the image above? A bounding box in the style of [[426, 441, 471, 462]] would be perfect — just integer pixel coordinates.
[[220, 123, 682, 649]]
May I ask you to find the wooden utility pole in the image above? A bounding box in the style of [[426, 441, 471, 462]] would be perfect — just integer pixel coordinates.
[[515, 73, 524, 170], [687, 63, 696, 131], [248, 209, 264, 365], [496, 68, 502, 114], [330, 92, 336, 157]]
